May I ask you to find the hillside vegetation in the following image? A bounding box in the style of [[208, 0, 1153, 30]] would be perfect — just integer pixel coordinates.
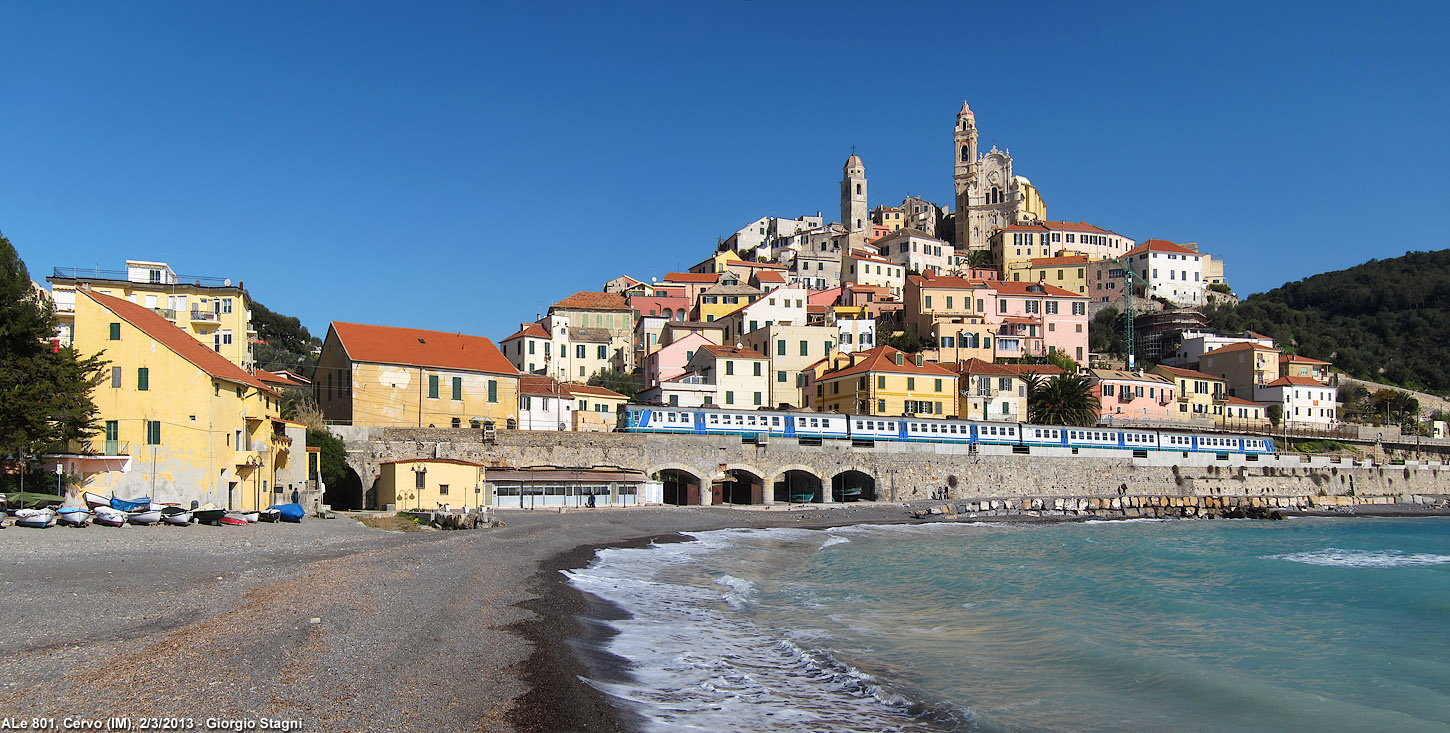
[[1204, 250, 1450, 394]]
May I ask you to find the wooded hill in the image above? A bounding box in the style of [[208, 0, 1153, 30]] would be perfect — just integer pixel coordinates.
[[1204, 249, 1450, 395]]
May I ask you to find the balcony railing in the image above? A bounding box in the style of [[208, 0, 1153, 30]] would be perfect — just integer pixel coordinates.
[[190, 310, 220, 322], [1118, 391, 1135, 402], [51, 267, 235, 288], [152, 307, 177, 319], [102, 440, 128, 456]]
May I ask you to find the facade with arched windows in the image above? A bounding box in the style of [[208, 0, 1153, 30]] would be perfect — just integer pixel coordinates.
[[953, 101, 1046, 253]]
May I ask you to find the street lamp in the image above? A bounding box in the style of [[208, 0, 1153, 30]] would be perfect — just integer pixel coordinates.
[[55, 463, 63, 498], [411, 465, 427, 510]]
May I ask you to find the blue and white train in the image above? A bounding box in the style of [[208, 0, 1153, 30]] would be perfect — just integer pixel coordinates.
[[621, 405, 1275, 456]]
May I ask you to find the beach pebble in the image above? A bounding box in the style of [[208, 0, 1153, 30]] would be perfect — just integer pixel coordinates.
[[310, 617, 321, 624]]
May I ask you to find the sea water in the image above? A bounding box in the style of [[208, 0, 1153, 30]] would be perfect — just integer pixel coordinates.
[[564, 517, 1450, 731]]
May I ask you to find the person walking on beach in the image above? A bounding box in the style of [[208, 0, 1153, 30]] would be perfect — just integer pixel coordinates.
[[587, 489, 596, 508]]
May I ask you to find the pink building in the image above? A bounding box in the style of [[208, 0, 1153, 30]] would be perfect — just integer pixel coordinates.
[[1086, 369, 1178, 422], [629, 295, 690, 321], [986, 281, 1090, 363], [642, 332, 713, 388]]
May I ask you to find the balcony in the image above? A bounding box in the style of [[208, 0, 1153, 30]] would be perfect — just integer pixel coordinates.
[[1118, 391, 1136, 402], [151, 307, 177, 319], [102, 440, 129, 456], [190, 310, 220, 323]]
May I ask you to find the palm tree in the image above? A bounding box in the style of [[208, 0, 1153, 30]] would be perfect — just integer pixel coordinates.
[[1028, 374, 1100, 426]]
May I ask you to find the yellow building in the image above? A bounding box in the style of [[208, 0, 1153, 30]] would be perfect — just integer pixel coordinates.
[[870, 205, 906, 232], [72, 289, 289, 510], [317, 322, 520, 429], [903, 273, 995, 363], [1198, 342, 1281, 399], [1150, 364, 1227, 421], [568, 384, 629, 432], [50, 260, 255, 371], [816, 346, 958, 417], [377, 458, 487, 511], [1003, 255, 1091, 295]]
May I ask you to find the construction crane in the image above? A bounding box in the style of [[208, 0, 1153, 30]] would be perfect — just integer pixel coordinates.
[[1111, 257, 1152, 370]]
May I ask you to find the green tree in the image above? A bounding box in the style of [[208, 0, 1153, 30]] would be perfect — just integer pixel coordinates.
[[1047, 348, 1080, 373], [1089, 307, 1126, 356], [587, 368, 638, 399], [306, 427, 348, 490], [251, 300, 321, 377], [0, 233, 106, 472], [1266, 404, 1283, 427], [887, 331, 921, 354], [1027, 374, 1100, 426]]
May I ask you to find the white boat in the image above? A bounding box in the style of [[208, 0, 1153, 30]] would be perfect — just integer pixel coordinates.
[[126, 508, 162, 525], [160, 507, 193, 526], [82, 492, 111, 509], [56, 507, 93, 527], [241, 511, 260, 523], [15, 508, 56, 528], [93, 506, 127, 527]]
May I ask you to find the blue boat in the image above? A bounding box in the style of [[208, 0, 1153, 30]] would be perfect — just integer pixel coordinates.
[[268, 503, 305, 523], [110, 496, 151, 512]]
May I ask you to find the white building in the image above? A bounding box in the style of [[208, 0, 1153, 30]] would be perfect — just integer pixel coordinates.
[[873, 228, 951, 275], [834, 316, 876, 354], [721, 214, 824, 261], [717, 285, 810, 344], [1124, 239, 1208, 307], [1164, 330, 1276, 368], [741, 322, 839, 409], [842, 249, 907, 298], [1256, 377, 1337, 426]]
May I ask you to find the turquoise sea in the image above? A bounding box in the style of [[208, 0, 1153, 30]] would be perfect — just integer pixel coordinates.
[[565, 517, 1450, 731]]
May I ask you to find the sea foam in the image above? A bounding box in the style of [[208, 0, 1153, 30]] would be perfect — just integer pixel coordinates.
[[1262, 548, 1450, 568]]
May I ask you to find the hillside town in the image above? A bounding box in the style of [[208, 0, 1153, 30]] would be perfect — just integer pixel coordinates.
[[23, 100, 1443, 510]]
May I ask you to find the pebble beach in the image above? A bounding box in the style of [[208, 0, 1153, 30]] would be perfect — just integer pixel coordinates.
[[0, 504, 913, 731]]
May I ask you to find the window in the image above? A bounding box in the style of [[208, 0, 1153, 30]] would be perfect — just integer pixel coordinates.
[[146, 420, 161, 445], [111, 366, 122, 388], [907, 377, 915, 390], [753, 362, 762, 377], [576, 345, 585, 359], [488, 380, 498, 403], [137, 368, 149, 391], [428, 375, 439, 399], [999, 300, 1007, 313], [877, 399, 886, 413], [800, 340, 809, 356], [877, 375, 885, 389], [934, 379, 942, 392], [598, 345, 607, 359], [452, 377, 462, 400], [108, 323, 121, 340], [725, 391, 734, 405], [925, 295, 933, 309], [726, 361, 734, 376], [1072, 302, 1085, 316], [1045, 301, 1058, 314], [754, 391, 762, 406]]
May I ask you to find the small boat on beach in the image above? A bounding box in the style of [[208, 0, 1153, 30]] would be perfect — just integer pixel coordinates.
[[110, 496, 151, 512], [240, 511, 260, 523], [218, 515, 248, 526], [193, 508, 227, 525], [82, 492, 111, 509], [56, 507, 93, 527], [160, 507, 193, 526], [15, 508, 56, 528], [258, 508, 281, 523], [790, 492, 815, 503], [126, 508, 162, 525], [270, 503, 306, 523], [93, 506, 127, 527]]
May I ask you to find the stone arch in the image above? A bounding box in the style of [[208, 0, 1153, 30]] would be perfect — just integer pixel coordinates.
[[831, 469, 878, 502], [771, 465, 824, 504], [648, 463, 705, 506], [717, 464, 766, 505], [326, 465, 365, 510]]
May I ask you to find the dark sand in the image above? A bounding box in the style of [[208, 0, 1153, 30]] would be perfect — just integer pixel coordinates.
[[4, 501, 1445, 731], [0, 503, 913, 731]]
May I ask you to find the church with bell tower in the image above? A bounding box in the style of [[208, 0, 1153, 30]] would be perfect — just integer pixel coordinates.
[[841, 151, 868, 249], [953, 100, 1044, 252]]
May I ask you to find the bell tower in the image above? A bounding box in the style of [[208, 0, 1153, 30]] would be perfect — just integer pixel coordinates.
[[953, 101, 978, 251], [841, 151, 867, 248]]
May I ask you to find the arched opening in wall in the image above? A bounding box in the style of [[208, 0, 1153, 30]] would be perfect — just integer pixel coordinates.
[[831, 470, 877, 502], [714, 469, 763, 505], [774, 470, 823, 504], [325, 466, 364, 510], [658, 469, 701, 506]]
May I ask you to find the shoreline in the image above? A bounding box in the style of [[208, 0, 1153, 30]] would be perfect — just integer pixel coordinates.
[[506, 503, 1450, 732], [2, 503, 1447, 731]]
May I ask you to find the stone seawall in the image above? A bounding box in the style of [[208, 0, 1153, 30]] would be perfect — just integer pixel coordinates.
[[337, 427, 1450, 509]]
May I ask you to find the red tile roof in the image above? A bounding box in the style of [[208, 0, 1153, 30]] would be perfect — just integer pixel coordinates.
[[519, 375, 572, 397], [949, 358, 1020, 376], [701, 344, 767, 359], [1224, 395, 1261, 407], [1264, 376, 1331, 387], [821, 346, 957, 380], [1001, 220, 1116, 234], [1201, 341, 1278, 357], [257, 369, 311, 388], [663, 272, 722, 283], [754, 271, 787, 283], [1281, 354, 1331, 365], [82, 291, 276, 395], [1126, 239, 1198, 257], [847, 249, 896, 266], [1151, 365, 1223, 381], [330, 322, 518, 375], [1003, 364, 1067, 376], [911, 273, 983, 289], [502, 322, 549, 341], [989, 280, 1085, 298], [552, 291, 630, 311], [567, 384, 628, 399]]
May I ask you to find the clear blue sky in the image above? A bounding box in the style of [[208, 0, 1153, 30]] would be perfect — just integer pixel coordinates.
[[2, 2, 1446, 341]]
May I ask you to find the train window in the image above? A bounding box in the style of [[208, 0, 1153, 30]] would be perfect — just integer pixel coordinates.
[[855, 421, 863, 429], [709, 415, 719, 423], [810, 418, 819, 427], [798, 417, 806, 425], [772, 417, 780, 425], [667, 413, 676, 422]]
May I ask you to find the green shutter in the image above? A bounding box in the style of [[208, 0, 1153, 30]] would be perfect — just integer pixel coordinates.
[[488, 380, 498, 403], [137, 368, 149, 391], [109, 323, 121, 340], [800, 340, 808, 356], [777, 340, 785, 356], [876, 375, 885, 389], [428, 375, 439, 399], [452, 377, 462, 400]]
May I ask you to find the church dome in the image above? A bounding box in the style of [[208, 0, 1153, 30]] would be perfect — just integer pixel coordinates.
[[844, 153, 863, 169], [959, 100, 974, 117]]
